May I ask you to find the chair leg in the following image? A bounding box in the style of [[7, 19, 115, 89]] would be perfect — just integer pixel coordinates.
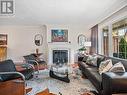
[[34, 65, 39, 73]]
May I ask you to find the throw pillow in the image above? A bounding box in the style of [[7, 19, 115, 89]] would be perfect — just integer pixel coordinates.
[[99, 59, 113, 74], [82, 55, 89, 62], [86, 55, 98, 67], [109, 62, 125, 73]]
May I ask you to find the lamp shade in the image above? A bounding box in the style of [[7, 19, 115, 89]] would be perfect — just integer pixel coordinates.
[[84, 42, 91, 47]]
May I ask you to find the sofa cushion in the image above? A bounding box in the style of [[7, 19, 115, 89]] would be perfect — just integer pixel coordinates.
[[82, 55, 89, 62], [99, 59, 113, 74], [86, 55, 97, 67], [80, 62, 97, 69], [87, 67, 101, 81], [109, 62, 125, 73], [85, 67, 102, 91]]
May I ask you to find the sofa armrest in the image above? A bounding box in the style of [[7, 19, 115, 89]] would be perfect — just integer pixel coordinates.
[[102, 72, 127, 95]]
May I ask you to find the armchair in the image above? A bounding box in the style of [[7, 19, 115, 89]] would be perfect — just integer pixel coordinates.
[[23, 54, 46, 73], [0, 60, 26, 95]]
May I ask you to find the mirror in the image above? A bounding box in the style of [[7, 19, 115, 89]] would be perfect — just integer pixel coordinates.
[[34, 34, 43, 46], [78, 34, 86, 46]]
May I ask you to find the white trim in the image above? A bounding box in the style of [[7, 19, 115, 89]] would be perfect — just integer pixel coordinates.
[[99, 4, 127, 24]]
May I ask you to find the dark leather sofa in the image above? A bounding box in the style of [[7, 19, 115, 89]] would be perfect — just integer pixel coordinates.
[[78, 55, 127, 95]]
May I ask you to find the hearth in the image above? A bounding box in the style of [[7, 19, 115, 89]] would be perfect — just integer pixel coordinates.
[[53, 50, 68, 64]]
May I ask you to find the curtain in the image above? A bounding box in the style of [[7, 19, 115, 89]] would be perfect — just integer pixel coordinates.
[[90, 24, 98, 54]]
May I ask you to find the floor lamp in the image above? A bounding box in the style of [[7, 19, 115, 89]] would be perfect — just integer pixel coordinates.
[[84, 42, 91, 54]]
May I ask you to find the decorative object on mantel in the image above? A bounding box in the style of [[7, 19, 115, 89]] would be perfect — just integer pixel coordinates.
[[34, 34, 43, 46], [51, 29, 68, 42]]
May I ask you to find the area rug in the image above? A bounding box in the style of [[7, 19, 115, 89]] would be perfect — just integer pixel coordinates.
[[36, 88, 56, 95], [26, 69, 97, 95]]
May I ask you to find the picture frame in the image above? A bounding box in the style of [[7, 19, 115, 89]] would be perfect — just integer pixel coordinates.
[[51, 29, 68, 42], [34, 34, 43, 46], [78, 34, 86, 46]]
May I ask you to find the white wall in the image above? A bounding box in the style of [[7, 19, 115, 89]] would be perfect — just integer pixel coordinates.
[[46, 24, 91, 64], [98, 6, 127, 55], [0, 25, 48, 62], [0, 24, 91, 63]]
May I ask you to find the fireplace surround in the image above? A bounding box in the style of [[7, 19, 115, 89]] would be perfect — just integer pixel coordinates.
[[48, 48, 70, 65]]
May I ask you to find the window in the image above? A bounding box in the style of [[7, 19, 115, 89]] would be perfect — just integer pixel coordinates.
[[112, 18, 127, 59], [102, 26, 109, 56]]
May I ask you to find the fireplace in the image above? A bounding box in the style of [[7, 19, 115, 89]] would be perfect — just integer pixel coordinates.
[[53, 50, 68, 64]]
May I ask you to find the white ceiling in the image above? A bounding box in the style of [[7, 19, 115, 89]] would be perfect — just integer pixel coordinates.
[[0, 0, 127, 27]]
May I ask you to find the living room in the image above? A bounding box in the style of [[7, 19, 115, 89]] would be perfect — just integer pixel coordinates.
[[0, 0, 127, 95]]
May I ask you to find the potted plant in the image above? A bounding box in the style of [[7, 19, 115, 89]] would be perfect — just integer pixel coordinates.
[[78, 46, 86, 54]]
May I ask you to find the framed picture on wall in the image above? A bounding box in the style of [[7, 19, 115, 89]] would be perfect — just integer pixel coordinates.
[[51, 29, 68, 42]]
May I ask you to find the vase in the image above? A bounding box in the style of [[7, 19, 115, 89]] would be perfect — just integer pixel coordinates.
[[36, 48, 39, 54]]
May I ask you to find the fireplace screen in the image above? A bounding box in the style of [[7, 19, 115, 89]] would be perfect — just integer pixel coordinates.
[[53, 50, 68, 64]]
